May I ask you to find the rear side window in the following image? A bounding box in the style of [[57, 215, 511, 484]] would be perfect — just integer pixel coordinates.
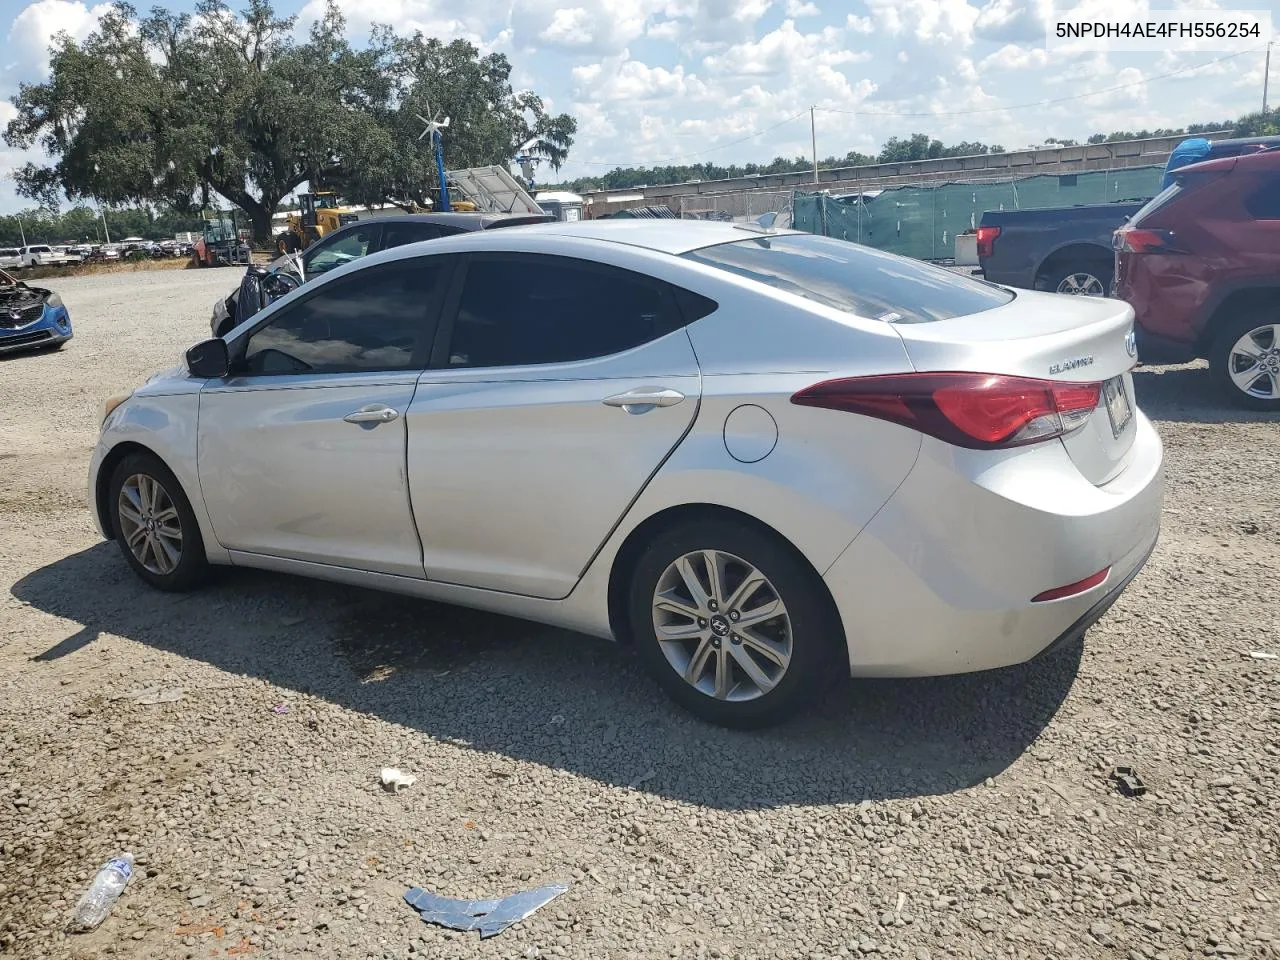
[[382, 222, 442, 249], [444, 255, 681, 368], [682, 234, 1012, 323], [1243, 178, 1280, 219]]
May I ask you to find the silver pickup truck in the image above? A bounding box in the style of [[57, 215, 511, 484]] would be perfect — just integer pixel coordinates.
[[20, 245, 78, 268]]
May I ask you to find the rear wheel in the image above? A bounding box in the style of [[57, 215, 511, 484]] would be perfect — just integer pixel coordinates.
[[1044, 261, 1112, 298], [627, 518, 841, 728], [107, 452, 209, 591], [1209, 310, 1280, 411]]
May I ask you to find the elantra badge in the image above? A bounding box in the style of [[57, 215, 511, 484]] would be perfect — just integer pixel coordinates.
[[1048, 356, 1094, 376]]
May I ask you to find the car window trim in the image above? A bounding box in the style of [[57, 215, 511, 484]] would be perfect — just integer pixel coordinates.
[[425, 251, 688, 372], [230, 253, 460, 378]]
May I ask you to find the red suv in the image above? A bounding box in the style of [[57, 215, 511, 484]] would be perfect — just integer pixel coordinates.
[[1113, 148, 1280, 410]]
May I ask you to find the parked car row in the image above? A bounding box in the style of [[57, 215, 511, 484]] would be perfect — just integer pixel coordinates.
[[978, 139, 1280, 410], [0, 240, 196, 270]]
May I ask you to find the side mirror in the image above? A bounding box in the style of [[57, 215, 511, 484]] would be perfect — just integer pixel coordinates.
[[186, 337, 230, 379]]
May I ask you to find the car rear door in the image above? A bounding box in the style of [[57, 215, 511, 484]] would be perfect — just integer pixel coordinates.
[[404, 252, 703, 600]]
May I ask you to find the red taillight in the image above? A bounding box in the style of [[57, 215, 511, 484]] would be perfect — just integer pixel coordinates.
[[1112, 226, 1182, 254], [791, 372, 1102, 450], [1031, 567, 1110, 602], [975, 225, 1001, 258]]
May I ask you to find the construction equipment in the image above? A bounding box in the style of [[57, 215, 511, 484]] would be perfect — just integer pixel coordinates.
[[192, 212, 251, 267], [276, 191, 359, 253]]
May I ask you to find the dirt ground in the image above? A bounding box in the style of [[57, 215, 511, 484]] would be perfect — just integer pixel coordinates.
[[1, 268, 1278, 960]]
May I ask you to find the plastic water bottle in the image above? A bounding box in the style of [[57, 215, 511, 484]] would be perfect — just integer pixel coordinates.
[[69, 853, 134, 931]]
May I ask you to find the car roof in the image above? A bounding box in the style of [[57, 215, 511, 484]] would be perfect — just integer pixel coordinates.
[[459, 219, 795, 255], [325, 212, 551, 235], [1177, 146, 1280, 177]]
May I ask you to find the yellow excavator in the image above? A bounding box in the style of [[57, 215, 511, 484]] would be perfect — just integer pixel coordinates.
[[276, 191, 359, 253]]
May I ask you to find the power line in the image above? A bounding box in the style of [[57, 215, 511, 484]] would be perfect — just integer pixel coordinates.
[[817, 47, 1260, 118]]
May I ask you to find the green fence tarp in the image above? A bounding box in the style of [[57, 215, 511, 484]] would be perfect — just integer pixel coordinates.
[[793, 165, 1164, 260]]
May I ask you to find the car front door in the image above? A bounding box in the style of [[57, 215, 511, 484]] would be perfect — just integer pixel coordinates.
[[197, 255, 455, 578], [405, 252, 705, 600]]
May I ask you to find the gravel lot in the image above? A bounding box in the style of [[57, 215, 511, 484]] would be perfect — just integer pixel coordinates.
[[2, 268, 1278, 960]]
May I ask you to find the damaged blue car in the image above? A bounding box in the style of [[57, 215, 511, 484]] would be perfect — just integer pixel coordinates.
[[0, 268, 72, 354]]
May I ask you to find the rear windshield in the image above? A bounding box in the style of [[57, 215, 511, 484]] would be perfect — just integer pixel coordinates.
[[682, 233, 1013, 323]]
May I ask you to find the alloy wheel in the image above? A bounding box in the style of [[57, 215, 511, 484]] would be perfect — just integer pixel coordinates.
[[1056, 272, 1106, 296], [1227, 323, 1280, 401], [117, 473, 184, 576], [650, 549, 793, 702]]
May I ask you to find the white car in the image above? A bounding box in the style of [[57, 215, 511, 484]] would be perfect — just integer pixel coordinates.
[[0, 248, 21, 269], [89, 221, 1163, 728], [20, 245, 76, 268]]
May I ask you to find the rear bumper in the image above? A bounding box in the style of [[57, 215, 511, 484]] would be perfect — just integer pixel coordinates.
[[824, 412, 1164, 677]]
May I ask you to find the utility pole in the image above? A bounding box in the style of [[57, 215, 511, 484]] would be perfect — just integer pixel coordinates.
[[17, 215, 26, 247], [810, 106, 819, 184], [1264, 41, 1272, 114], [100, 205, 111, 244]]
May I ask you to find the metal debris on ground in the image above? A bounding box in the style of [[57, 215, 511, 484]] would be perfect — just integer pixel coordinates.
[[1109, 766, 1147, 798], [1245, 650, 1279, 661], [403, 883, 569, 939], [379, 767, 416, 791]]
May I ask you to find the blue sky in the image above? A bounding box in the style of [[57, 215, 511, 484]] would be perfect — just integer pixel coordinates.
[[1, 0, 1275, 213]]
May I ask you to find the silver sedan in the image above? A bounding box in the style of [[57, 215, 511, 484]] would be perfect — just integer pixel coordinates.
[[89, 221, 1163, 727]]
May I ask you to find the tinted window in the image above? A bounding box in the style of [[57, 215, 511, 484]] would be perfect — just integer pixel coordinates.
[[683, 234, 1013, 323], [305, 225, 379, 276], [243, 259, 446, 375], [1243, 177, 1280, 219], [382, 222, 441, 249], [446, 256, 673, 367]]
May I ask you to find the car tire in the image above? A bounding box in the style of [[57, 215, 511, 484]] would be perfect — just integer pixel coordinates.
[[1043, 261, 1113, 298], [627, 518, 842, 728], [1209, 309, 1280, 411], [107, 452, 209, 591]]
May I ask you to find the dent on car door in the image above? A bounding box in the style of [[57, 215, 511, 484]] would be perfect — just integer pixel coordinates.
[[405, 252, 705, 600], [197, 256, 454, 577]]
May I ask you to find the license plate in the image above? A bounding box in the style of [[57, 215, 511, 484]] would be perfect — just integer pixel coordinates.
[[1103, 376, 1132, 438]]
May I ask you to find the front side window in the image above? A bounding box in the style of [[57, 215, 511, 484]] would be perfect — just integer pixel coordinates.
[[445, 255, 674, 368], [305, 225, 379, 276], [243, 258, 447, 375]]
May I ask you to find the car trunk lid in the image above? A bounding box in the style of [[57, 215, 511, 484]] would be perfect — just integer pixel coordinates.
[[891, 289, 1139, 485]]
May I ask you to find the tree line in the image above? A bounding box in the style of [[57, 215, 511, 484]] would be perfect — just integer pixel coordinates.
[[0, 206, 209, 248], [558, 111, 1276, 193], [4, 0, 576, 240]]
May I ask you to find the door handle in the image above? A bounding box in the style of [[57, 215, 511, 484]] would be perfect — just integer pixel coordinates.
[[601, 388, 686, 413], [343, 404, 399, 424]]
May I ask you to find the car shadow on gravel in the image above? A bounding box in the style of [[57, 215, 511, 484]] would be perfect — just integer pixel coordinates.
[[14, 544, 1082, 810], [1132, 364, 1278, 424]]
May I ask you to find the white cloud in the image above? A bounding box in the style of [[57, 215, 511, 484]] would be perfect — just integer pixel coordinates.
[[703, 21, 862, 76], [785, 0, 819, 16], [3, 0, 112, 92], [979, 43, 1049, 72], [571, 50, 708, 101]]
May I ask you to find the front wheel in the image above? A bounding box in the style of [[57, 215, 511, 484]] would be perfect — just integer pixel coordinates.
[[1209, 311, 1280, 411], [627, 519, 841, 728], [107, 453, 209, 591]]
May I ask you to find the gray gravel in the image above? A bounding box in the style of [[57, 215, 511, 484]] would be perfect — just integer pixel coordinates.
[[2, 268, 1279, 960]]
